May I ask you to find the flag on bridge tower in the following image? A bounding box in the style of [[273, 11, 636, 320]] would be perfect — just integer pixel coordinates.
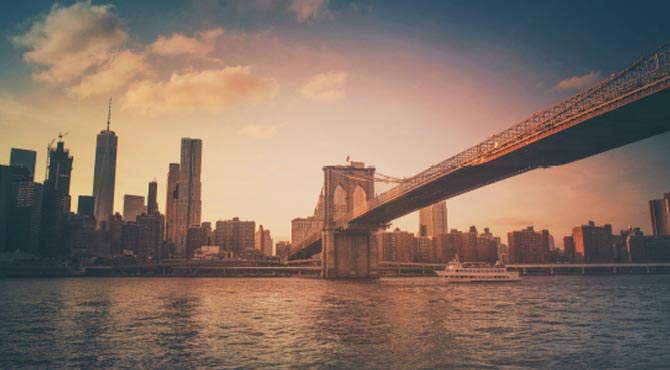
[[346, 155, 350, 162]]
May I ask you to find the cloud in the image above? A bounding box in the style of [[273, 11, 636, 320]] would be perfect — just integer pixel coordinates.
[[300, 71, 348, 103], [122, 66, 279, 115], [11, 1, 127, 84], [67, 51, 149, 98], [238, 124, 279, 139], [289, 0, 331, 23], [148, 28, 224, 57], [555, 71, 601, 91]]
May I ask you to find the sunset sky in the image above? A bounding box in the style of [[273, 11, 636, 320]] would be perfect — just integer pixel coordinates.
[[1, 0, 669, 244]]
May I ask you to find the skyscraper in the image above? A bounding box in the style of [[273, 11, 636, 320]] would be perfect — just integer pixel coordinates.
[[93, 100, 118, 229], [147, 180, 158, 215], [175, 138, 202, 257], [123, 195, 145, 222], [165, 163, 180, 245], [0, 166, 12, 251], [255, 225, 273, 257], [40, 137, 73, 256], [10, 148, 37, 181], [649, 192, 670, 236], [77, 195, 95, 217], [9, 182, 43, 254], [418, 201, 448, 237], [137, 213, 164, 259]]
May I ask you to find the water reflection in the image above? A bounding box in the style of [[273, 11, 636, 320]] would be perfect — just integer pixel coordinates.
[[1, 276, 670, 369]]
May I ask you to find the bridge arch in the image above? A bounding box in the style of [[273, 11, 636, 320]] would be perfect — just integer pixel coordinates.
[[333, 184, 348, 220], [352, 185, 367, 210]]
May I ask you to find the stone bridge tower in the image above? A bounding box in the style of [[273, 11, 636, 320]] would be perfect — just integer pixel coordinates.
[[321, 161, 380, 278]]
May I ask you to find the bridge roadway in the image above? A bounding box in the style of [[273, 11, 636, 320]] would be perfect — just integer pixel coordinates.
[[290, 45, 670, 260]]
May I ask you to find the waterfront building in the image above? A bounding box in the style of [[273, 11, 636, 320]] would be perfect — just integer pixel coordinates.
[[137, 213, 164, 259], [620, 227, 670, 263], [93, 103, 118, 229], [572, 221, 614, 263], [193, 245, 221, 260], [147, 181, 158, 215], [476, 228, 499, 264], [186, 225, 205, 257], [434, 229, 462, 262], [40, 139, 73, 257], [498, 243, 509, 264], [507, 226, 550, 264], [214, 217, 255, 256], [649, 192, 670, 236], [67, 213, 96, 257], [291, 216, 322, 246], [255, 225, 273, 257], [175, 138, 202, 257], [0, 166, 11, 251], [109, 213, 124, 254], [378, 228, 416, 262], [462, 226, 479, 262], [121, 222, 139, 253], [9, 148, 36, 181], [7, 179, 43, 254], [123, 195, 145, 222], [275, 241, 291, 260], [563, 236, 576, 262], [165, 163, 179, 244], [202, 221, 213, 246], [418, 201, 448, 237], [415, 236, 433, 262], [77, 195, 95, 217]]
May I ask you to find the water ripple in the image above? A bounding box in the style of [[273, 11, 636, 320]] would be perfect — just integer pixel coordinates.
[[1, 276, 670, 369]]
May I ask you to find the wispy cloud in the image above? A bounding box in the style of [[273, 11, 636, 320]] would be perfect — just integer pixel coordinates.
[[148, 28, 224, 57], [300, 71, 348, 103], [122, 66, 279, 115], [67, 50, 149, 98], [555, 71, 601, 91], [289, 0, 332, 23], [238, 124, 279, 139], [11, 1, 128, 84]]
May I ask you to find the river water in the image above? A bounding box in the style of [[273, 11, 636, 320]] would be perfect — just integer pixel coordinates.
[[1, 276, 669, 369]]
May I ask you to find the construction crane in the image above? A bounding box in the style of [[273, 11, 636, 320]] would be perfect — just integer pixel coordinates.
[[43, 132, 69, 180]]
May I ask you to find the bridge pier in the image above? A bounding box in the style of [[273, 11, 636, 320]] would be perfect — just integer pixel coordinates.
[[322, 229, 378, 279]]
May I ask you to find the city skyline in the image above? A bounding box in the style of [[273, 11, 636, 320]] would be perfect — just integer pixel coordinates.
[[2, 1, 670, 243]]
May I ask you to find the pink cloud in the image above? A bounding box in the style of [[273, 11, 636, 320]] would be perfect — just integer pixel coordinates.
[[300, 71, 349, 102], [555, 71, 601, 91], [148, 28, 224, 57], [122, 66, 279, 115]]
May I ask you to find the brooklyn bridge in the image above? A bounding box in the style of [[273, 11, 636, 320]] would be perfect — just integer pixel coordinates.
[[289, 45, 670, 278]]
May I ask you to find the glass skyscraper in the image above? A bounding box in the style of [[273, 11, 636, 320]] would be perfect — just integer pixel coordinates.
[[650, 193, 670, 236], [418, 201, 448, 238], [175, 138, 202, 257], [93, 103, 118, 229], [9, 148, 37, 181]]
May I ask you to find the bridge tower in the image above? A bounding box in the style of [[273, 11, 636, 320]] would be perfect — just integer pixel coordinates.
[[321, 162, 380, 278]]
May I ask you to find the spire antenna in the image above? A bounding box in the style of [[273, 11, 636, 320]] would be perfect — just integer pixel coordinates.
[[107, 98, 112, 132]]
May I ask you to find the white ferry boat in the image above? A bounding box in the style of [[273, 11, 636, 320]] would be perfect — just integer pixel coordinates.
[[435, 258, 521, 283]]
